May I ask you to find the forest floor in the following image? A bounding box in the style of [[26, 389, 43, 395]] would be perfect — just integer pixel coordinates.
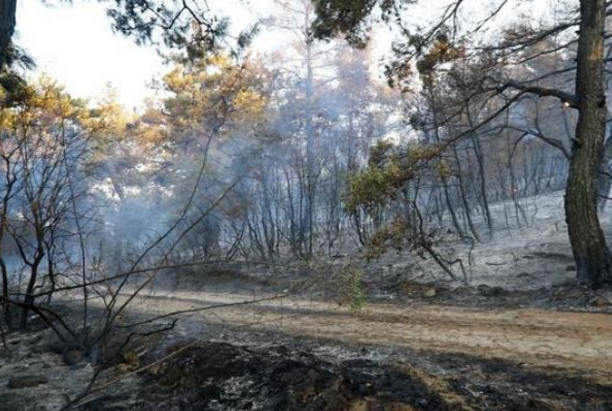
[[2, 190, 612, 410], [3, 287, 611, 411]]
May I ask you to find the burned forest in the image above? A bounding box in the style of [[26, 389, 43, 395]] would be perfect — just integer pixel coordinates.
[[1, 0, 612, 410]]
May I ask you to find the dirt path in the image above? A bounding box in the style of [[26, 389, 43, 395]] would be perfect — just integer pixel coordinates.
[[113, 291, 612, 379]]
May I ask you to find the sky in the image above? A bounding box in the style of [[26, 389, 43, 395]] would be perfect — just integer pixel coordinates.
[[16, 0, 554, 109], [16, 0, 398, 110], [16, 0, 275, 109], [17, 0, 167, 109]]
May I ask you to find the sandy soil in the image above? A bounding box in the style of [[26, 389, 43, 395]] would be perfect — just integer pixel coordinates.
[[112, 290, 612, 381]]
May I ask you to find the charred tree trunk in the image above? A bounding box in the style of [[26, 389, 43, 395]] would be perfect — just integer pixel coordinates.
[[0, 0, 17, 70], [303, 31, 316, 259], [469, 134, 494, 237], [0, 259, 11, 330], [565, 0, 612, 288], [597, 133, 612, 210], [452, 143, 480, 241]]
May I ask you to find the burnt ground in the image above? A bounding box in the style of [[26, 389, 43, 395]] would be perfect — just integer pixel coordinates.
[[370, 276, 612, 312], [76, 322, 612, 411], [2, 297, 612, 411], [157, 261, 612, 313], [2, 262, 612, 411], [7, 190, 612, 410], [153, 190, 612, 315]]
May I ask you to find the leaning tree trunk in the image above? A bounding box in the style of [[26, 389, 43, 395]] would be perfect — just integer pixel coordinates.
[[565, 0, 612, 288], [0, 0, 17, 70]]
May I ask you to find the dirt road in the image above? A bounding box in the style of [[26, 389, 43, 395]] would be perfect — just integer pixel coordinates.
[[116, 291, 612, 379]]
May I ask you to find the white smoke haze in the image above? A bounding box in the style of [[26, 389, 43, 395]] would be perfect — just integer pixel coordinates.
[[5, 3, 612, 410], [0, 1, 580, 301]]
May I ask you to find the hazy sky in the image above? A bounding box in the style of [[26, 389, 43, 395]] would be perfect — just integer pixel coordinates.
[[17, 1, 165, 109], [16, 0, 553, 109], [16, 0, 273, 109]]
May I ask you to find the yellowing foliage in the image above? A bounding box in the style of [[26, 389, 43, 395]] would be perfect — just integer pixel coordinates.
[[82, 86, 132, 137], [0, 76, 81, 133], [233, 89, 266, 115], [162, 53, 268, 132]]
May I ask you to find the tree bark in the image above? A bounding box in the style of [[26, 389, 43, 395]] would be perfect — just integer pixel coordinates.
[[596, 133, 612, 211], [0, 0, 17, 70], [565, 0, 612, 288]]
